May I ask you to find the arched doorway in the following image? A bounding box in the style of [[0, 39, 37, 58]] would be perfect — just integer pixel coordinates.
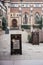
[[12, 19, 17, 27]]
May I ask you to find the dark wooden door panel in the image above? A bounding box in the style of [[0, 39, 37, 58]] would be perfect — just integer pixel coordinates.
[[32, 32, 39, 45]]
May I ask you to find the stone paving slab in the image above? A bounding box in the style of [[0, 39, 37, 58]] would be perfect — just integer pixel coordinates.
[[0, 34, 43, 60], [0, 60, 43, 65], [0, 43, 43, 60]]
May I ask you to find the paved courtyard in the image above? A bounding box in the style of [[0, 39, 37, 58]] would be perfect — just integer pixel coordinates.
[[0, 34, 43, 65], [0, 42, 43, 60], [0, 30, 43, 60], [0, 60, 43, 65]]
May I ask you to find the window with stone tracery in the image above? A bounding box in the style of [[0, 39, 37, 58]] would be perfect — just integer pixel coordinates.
[[35, 12, 41, 24], [23, 12, 28, 24]]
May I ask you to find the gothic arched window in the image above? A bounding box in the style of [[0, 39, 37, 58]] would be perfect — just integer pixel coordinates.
[[35, 12, 41, 24], [23, 12, 28, 24]]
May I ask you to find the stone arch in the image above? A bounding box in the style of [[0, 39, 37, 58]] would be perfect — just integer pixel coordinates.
[[12, 19, 17, 27], [35, 12, 40, 17]]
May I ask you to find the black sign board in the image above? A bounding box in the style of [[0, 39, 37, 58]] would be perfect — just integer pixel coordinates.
[[11, 34, 22, 55], [32, 32, 39, 45]]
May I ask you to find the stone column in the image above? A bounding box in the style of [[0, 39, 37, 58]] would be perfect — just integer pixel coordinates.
[[31, 15, 33, 32], [19, 7, 22, 30], [30, 7, 33, 32]]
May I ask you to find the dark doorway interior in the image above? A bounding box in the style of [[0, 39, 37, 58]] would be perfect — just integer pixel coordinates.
[[12, 19, 17, 27]]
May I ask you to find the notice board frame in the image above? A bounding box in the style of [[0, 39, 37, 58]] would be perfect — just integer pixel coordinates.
[[11, 34, 22, 55]]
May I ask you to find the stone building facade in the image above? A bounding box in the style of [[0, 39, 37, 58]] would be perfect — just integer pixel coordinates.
[[0, 1, 7, 30], [0, 0, 43, 55], [4, 0, 43, 31]]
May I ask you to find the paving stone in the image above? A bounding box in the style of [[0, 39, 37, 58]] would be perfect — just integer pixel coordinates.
[[0, 34, 43, 60]]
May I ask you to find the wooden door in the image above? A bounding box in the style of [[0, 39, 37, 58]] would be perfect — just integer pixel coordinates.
[[12, 19, 17, 27]]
